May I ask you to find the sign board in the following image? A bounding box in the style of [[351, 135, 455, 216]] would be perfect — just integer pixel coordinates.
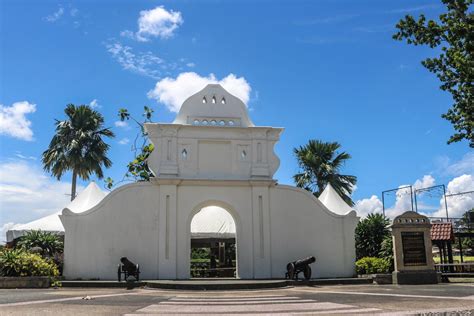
[[401, 232, 426, 266]]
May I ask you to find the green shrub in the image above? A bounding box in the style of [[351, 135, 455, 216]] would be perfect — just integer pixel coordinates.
[[355, 257, 391, 275], [379, 234, 394, 272], [191, 248, 210, 260], [0, 249, 59, 277], [355, 213, 390, 260], [17, 230, 63, 256]]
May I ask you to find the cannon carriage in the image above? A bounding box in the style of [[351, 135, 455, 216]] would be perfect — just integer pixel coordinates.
[[117, 257, 140, 282], [285, 256, 316, 280]]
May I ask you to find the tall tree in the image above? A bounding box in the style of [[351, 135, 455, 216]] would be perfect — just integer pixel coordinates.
[[293, 139, 357, 206], [42, 104, 115, 200], [393, 0, 473, 147]]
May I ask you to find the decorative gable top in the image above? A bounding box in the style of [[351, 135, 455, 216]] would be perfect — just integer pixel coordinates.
[[391, 211, 431, 228], [173, 84, 255, 128]]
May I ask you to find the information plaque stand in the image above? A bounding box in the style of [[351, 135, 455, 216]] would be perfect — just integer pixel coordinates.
[[390, 211, 438, 284]]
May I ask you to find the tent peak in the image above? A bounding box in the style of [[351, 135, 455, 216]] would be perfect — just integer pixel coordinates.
[[318, 184, 354, 216]]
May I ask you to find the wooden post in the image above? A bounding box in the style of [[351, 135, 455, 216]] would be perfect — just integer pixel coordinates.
[[459, 237, 464, 264], [447, 242, 454, 273]]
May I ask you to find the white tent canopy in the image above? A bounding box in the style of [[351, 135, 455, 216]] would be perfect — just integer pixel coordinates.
[[191, 206, 236, 239], [6, 182, 106, 242], [61, 182, 107, 214], [318, 184, 354, 215]]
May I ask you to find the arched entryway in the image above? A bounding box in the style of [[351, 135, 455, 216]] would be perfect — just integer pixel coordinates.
[[189, 204, 238, 278]]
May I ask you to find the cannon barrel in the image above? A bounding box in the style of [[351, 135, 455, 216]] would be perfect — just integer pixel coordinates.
[[120, 257, 137, 272], [293, 256, 316, 269], [286, 256, 316, 280], [118, 257, 140, 282]]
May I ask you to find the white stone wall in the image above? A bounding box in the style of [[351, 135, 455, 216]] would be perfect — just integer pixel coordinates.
[[61, 181, 358, 280], [61, 183, 160, 280], [61, 84, 358, 281]]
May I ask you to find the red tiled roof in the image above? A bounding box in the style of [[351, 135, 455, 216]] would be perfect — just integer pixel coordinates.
[[430, 222, 454, 241]]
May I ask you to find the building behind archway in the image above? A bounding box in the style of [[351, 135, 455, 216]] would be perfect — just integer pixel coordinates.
[[60, 84, 358, 280], [190, 206, 237, 278]]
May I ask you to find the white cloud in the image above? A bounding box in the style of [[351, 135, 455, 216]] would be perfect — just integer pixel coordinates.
[[295, 14, 359, 25], [114, 120, 129, 128], [386, 4, 440, 14], [122, 6, 183, 42], [414, 175, 436, 190], [15, 153, 36, 160], [45, 7, 64, 22], [106, 41, 165, 79], [382, 175, 435, 217], [89, 99, 100, 109], [0, 101, 36, 141], [437, 152, 474, 176], [431, 174, 474, 218], [446, 174, 474, 195], [118, 138, 130, 145], [186, 62, 196, 68], [0, 161, 83, 243], [355, 195, 383, 218], [105, 40, 192, 79], [356, 173, 474, 220], [355, 175, 437, 219], [148, 72, 252, 112]]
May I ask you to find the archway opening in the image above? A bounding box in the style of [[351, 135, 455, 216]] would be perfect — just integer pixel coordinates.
[[190, 206, 237, 278]]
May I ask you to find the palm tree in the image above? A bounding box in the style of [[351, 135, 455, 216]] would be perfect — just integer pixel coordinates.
[[42, 104, 115, 200], [293, 139, 357, 206]]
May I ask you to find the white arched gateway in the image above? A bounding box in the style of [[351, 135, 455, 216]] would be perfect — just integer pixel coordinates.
[[60, 84, 358, 280]]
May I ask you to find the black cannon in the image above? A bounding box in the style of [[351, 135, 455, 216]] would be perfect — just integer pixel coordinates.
[[285, 256, 316, 280], [117, 257, 140, 282]]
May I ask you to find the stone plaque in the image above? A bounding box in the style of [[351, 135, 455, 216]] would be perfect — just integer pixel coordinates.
[[401, 232, 426, 266]]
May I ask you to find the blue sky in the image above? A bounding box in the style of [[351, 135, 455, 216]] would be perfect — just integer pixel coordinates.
[[1, 0, 473, 238]]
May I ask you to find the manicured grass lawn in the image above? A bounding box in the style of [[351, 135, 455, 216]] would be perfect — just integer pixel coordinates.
[[448, 277, 474, 283], [433, 255, 474, 263]]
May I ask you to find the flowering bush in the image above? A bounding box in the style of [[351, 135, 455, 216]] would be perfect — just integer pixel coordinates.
[[0, 249, 59, 277]]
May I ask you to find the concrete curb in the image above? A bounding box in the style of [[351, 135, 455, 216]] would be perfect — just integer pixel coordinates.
[[146, 280, 289, 290], [61, 281, 146, 288], [0, 277, 51, 288], [60, 277, 373, 290]]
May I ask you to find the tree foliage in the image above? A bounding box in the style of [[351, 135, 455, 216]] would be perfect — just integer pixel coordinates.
[[106, 106, 155, 189], [126, 143, 155, 181], [355, 213, 391, 260], [42, 104, 115, 200], [293, 139, 357, 206], [379, 234, 394, 272], [393, 0, 474, 147], [457, 208, 474, 250]]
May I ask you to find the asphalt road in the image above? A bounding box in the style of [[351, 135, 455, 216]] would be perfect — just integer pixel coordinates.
[[1, 283, 473, 315]]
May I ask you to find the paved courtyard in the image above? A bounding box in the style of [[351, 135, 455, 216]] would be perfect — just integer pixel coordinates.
[[1, 283, 473, 315]]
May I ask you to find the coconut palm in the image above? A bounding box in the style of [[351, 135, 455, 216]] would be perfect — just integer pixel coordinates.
[[42, 104, 114, 200], [293, 139, 357, 206]]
